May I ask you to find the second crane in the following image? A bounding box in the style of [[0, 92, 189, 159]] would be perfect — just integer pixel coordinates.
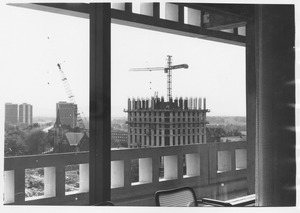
[[129, 55, 188, 101]]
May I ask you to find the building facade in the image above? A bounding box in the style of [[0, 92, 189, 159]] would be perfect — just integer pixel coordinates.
[[111, 129, 128, 147], [5, 103, 18, 125], [126, 96, 209, 148], [56, 102, 78, 128], [18, 103, 33, 125]]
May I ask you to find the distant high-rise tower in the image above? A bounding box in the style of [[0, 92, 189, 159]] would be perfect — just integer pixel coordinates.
[[53, 108, 63, 152], [19, 103, 33, 125], [56, 102, 78, 128], [126, 96, 209, 148], [5, 103, 18, 125]]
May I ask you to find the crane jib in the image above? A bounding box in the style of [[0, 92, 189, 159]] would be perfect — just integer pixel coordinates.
[[129, 55, 188, 102]]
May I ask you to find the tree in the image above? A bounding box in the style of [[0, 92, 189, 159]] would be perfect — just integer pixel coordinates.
[[4, 130, 26, 156], [24, 129, 50, 155]]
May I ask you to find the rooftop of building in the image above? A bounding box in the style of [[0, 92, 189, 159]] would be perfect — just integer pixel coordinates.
[[127, 96, 209, 111]]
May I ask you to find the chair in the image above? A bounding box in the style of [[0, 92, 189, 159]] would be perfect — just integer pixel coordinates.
[[155, 186, 255, 207], [94, 201, 115, 206], [155, 186, 201, 207]]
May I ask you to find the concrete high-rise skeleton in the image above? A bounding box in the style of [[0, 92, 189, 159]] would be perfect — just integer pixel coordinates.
[[126, 96, 209, 148]]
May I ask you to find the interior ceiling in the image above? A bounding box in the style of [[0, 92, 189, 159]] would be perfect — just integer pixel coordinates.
[[196, 4, 255, 19]]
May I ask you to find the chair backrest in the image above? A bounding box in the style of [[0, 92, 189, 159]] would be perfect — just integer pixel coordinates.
[[155, 187, 198, 207], [94, 201, 115, 206]]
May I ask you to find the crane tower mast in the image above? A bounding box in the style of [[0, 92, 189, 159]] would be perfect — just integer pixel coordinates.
[[166, 55, 172, 101]]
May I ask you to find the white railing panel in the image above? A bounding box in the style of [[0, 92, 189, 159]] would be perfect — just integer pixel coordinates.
[[44, 167, 56, 197], [4, 170, 15, 204]]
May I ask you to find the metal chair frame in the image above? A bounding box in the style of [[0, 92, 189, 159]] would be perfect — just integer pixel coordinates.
[[155, 186, 200, 207]]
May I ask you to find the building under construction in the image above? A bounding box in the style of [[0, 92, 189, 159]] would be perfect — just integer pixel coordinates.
[[126, 96, 209, 148]]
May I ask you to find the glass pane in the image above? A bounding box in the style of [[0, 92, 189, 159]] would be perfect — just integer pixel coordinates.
[[111, 21, 246, 205], [2, 4, 89, 205]]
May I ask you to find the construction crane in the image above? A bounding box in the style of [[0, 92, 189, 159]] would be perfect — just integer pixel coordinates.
[[57, 63, 87, 132], [129, 55, 188, 101]]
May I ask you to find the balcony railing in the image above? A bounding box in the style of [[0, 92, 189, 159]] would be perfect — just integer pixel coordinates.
[[4, 141, 248, 206]]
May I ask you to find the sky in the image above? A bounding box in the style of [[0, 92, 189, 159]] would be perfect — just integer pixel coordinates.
[[0, 2, 246, 120]]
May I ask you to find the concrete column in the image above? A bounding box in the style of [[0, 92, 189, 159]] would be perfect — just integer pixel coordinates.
[[217, 151, 231, 173], [246, 15, 256, 195], [164, 155, 178, 180], [189, 98, 193, 109], [255, 5, 295, 206], [79, 164, 89, 193], [146, 135, 150, 147], [203, 127, 207, 143], [139, 158, 152, 183], [132, 98, 135, 110], [156, 135, 160, 147], [89, 3, 111, 205], [4, 170, 14, 203], [175, 134, 179, 146], [141, 133, 145, 147], [180, 135, 184, 145], [186, 154, 200, 177], [198, 98, 202, 110], [44, 167, 56, 197], [161, 129, 165, 146], [185, 135, 189, 145], [127, 98, 131, 111], [194, 98, 197, 109], [111, 161, 124, 188]]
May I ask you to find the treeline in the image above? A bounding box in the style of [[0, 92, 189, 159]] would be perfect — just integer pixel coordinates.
[[4, 123, 53, 157], [206, 125, 245, 143], [207, 116, 246, 126]]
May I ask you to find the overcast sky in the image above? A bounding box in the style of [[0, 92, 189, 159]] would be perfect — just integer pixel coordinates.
[[0, 3, 246, 119]]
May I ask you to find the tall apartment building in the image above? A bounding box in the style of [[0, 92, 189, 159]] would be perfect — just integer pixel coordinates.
[[56, 102, 78, 128], [126, 96, 209, 148], [19, 103, 33, 125], [5, 103, 18, 125]]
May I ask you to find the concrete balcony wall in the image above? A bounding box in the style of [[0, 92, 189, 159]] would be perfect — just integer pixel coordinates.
[[111, 141, 248, 205], [4, 152, 89, 205], [4, 141, 248, 206]]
